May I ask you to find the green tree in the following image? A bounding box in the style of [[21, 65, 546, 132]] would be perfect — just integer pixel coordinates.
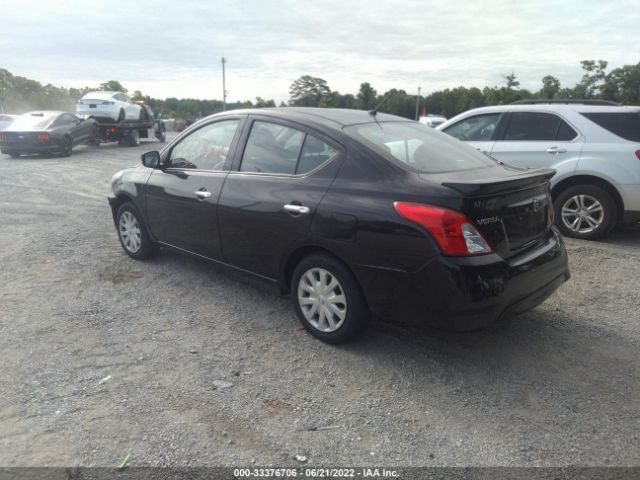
[[539, 75, 561, 99], [99, 80, 128, 93], [503, 72, 520, 89], [573, 60, 608, 98], [355, 82, 377, 110], [601, 62, 640, 104], [289, 75, 331, 106]]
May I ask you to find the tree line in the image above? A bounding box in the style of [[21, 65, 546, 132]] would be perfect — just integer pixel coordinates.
[[1, 59, 638, 120]]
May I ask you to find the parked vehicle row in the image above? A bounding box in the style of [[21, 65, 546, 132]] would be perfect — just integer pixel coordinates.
[[437, 100, 640, 239], [109, 108, 569, 344]]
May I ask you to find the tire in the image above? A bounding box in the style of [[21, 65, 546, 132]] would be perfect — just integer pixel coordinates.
[[115, 202, 159, 260], [117, 109, 125, 123], [59, 136, 72, 157], [554, 184, 617, 240], [291, 253, 369, 344], [157, 128, 166, 143], [6, 151, 20, 158], [128, 129, 140, 147]]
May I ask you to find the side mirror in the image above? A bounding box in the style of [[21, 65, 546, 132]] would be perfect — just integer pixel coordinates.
[[141, 151, 161, 168]]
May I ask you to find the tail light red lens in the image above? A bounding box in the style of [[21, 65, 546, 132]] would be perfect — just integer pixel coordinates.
[[0, 133, 6, 142], [36, 133, 49, 142], [394, 202, 492, 256], [635, 150, 640, 160]]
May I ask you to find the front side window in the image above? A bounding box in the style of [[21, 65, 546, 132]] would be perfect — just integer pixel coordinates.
[[503, 112, 576, 141], [347, 122, 495, 173], [169, 119, 240, 170], [442, 113, 500, 141]]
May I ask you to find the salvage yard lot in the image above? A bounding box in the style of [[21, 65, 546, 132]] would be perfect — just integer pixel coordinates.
[[1, 136, 639, 467]]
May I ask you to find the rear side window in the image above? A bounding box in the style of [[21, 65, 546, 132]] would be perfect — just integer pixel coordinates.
[[581, 112, 640, 142], [240, 121, 338, 175], [503, 112, 576, 141], [442, 113, 500, 141]]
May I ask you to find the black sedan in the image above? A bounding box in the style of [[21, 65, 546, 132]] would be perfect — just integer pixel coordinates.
[[0, 111, 97, 157], [108, 108, 570, 343]]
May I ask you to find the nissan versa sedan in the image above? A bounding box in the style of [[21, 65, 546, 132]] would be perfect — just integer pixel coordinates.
[[108, 108, 570, 343], [0, 111, 97, 157]]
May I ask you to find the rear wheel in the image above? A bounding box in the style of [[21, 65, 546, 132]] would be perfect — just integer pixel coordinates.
[[115, 202, 158, 260], [117, 109, 125, 123], [59, 136, 72, 157], [291, 253, 369, 344], [128, 129, 140, 147], [554, 184, 617, 240]]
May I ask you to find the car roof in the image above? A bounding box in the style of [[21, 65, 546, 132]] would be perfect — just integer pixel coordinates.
[[214, 107, 411, 129], [448, 104, 640, 115]]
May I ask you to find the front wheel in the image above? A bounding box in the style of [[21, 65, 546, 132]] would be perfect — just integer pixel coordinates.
[[554, 184, 617, 240], [291, 253, 369, 344], [115, 202, 158, 260]]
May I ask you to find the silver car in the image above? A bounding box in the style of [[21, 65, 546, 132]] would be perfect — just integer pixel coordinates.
[[437, 100, 640, 239]]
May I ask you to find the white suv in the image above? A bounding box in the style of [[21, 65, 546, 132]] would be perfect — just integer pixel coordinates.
[[437, 100, 640, 239]]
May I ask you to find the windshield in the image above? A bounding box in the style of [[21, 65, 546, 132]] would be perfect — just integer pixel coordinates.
[[10, 113, 56, 129], [346, 121, 496, 173]]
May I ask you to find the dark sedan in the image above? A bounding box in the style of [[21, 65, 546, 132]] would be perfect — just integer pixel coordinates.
[[0, 111, 97, 158], [108, 108, 570, 343]]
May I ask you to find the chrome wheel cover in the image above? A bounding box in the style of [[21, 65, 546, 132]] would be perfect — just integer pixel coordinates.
[[118, 211, 142, 253], [297, 267, 347, 333], [561, 194, 604, 234]]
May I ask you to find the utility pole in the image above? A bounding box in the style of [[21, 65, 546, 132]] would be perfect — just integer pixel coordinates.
[[221, 57, 227, 111], [415, 86, 421, 120]]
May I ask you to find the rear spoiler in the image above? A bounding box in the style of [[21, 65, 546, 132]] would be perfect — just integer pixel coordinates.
[[442, 168, 556, 196]]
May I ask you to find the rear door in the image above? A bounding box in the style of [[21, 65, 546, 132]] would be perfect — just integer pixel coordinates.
[[218, 117, 343, 279], [144, 117, 245, 260], [440, 112, 502, 155], [490, 111, 584, 169]]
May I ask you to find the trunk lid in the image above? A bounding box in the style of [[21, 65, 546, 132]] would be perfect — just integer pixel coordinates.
[[423, 166, 555, 258]]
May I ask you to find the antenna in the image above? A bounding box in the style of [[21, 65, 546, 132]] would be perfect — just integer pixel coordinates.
[[369, 91, 394, 117]]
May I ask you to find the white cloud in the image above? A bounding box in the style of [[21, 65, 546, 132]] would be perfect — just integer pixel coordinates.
[[2, 0, 639, 103]]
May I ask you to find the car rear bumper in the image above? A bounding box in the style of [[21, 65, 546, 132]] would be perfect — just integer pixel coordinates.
[[354, 227, 570, 331], [77, 105, 118, 120], [1, 141, 60, 154]]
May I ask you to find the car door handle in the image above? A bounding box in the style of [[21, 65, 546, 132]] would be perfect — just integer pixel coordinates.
[[283, 204, 310, 215], [546, 147, 567, 154], [194, 190, 212, 199]]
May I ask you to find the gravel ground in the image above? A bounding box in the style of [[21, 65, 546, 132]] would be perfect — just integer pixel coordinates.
[[1, 135, 639, 468]]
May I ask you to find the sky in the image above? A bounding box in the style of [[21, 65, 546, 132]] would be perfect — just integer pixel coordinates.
[[1, 0, 639, 103]]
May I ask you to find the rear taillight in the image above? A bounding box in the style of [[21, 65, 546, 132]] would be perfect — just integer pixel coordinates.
[[101, 101, 114, 105], [635, 150, 640, 160], [0, 133, 6, 142], [394, 202, 492, 256], [36, 133, 49, 142]]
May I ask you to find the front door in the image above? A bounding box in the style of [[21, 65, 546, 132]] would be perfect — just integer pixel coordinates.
[[144, 117, 244, 260], [218, 118, 343, 279], [440, 112, 501, 155]]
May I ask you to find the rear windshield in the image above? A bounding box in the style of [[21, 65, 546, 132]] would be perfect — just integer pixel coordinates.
[[345, 121, 495, 173], [581, 112, 640, 142], [10, 114, 56, 129]]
